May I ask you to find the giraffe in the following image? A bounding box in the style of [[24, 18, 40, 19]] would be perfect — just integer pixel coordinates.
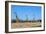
[[14, 12, 19, 23]]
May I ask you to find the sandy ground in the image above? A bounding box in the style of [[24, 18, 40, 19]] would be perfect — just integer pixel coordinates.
[[11, 22, 41, 29]]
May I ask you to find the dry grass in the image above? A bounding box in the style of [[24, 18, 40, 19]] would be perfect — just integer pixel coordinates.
[[11, 22, 41, 29]]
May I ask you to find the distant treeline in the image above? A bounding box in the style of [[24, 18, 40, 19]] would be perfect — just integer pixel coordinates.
[[11, 19, 41, 23]]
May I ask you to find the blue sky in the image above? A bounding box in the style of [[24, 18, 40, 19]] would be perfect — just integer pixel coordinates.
[[11, 5, 41, 20]]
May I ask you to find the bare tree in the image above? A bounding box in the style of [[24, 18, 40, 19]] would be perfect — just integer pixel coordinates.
[[25, 15, 28, 21]]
